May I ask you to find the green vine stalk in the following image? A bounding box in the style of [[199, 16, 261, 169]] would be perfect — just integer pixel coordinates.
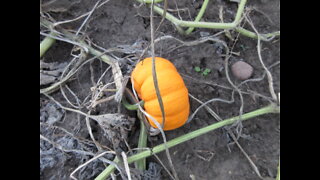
[[137, 0, 279, 40], [40, 32, 56, 58], [95, 104, 280, 180]]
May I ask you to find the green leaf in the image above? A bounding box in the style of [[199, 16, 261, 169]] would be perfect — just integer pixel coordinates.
[[202, 68, 211, 76], [194, 66, 201, 72]]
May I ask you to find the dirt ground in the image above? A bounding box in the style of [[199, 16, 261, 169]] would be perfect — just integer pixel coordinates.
[[40, 0, 280, 179]]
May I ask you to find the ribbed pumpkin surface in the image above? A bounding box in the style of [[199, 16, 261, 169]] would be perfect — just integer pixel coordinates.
[[131, 57, 190, 130]]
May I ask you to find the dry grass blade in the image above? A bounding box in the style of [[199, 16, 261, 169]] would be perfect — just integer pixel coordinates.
[[40, 134, 93, 156], [188, 94, 224, 122], [189, 94, 264, 179], [40, 31, 88, 52], [43, 93, 127, 129], [41, 18, 124, 93], [75, 0, 101, 36], [237, 61, 280, 88], [228, 132, 263, 179], [121, 152, 132, 180], [150, 0, 166, 133], [89, 82, 115, 108], [42, 94, 131, 179], [60, 84, 81, 109], [152, 152, 175, 179], [149, 1, 179, 179], [40, 50, 103, 94], [154, 0, 167, 33], [194, 149, 215, 162], [131, 146, 175, 179], [90, 95, 115, 108], [52, 0, 111, 27], [131, 80, 178, 180], [187, 93, 234, 124], [219, 5, 234, 41], [222, 39, 245, 139], [85, 110, 103, 152], [70, 151, 115, 180], [40, 122, 112, 150]]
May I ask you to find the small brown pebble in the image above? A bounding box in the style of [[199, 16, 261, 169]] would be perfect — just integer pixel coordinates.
[[231, 61, 253, 80]]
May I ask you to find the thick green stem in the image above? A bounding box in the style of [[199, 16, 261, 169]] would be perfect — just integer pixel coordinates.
[[122, 98, 144, 111], [234, 0, 247, 23], [40, 33, 56, 58], [95, 104, 279, 180], [153, 0, 247, 29], [235, 27, 280, 41], [135, 120, 148, 170], [150, 0, 279, 40], [153, 5, 235, 29], [185, 0, 210, 35]]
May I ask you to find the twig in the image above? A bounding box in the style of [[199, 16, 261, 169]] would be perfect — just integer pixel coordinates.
[[154, 0, 167, 33], [188, 94, 223, 121], [221, 38, 245, 138], [90, 95, 115, 108], [85, 110, 103, 152], [40, 31, 88, 52], [244, 15, 278, 102], [65, 84, 82, 106], [40, 134, 93, 156], [94, 104, 280, 179], [41, 18, 123, 91], [41, 133, 124, 178], [189, 94, 264, 179], [96, 66, 112, 86], [194, 149, 215, 162], [40, 49, 105, 94], [228, 132, 263, 179], [60, 85, 81, 109], [187, 93, 235, 124], [75, 0, 102, 36], [237, 61, 280, 88], [40, 122, 112, 150], [121, 152, 132, 180], [52, 0, 111, 27], [70, 151, 115, 180], [90, 61, 97, 86], [219, 5, 234, 40], [152, 152, 176, 180], [173, 0, 186, 20]]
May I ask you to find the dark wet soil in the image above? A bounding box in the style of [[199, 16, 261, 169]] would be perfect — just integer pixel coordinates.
[[40, 0, 279, 179]]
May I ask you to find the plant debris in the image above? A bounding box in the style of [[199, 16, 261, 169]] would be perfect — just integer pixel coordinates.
[[40, 61, 68, 86]]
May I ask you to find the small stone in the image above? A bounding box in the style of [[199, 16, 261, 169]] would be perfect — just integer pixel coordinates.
[[231, 61, 253, 80]]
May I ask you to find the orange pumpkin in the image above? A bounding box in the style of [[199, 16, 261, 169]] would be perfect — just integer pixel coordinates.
[[131, 57, 190, 130]]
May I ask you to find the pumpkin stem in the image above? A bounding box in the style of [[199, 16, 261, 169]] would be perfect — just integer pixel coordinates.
[[135, 119, 148, 170], [122, 98, 144, 111]]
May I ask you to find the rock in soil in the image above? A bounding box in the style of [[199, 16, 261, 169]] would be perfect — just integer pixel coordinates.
[[231, 61, 253, 80]]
